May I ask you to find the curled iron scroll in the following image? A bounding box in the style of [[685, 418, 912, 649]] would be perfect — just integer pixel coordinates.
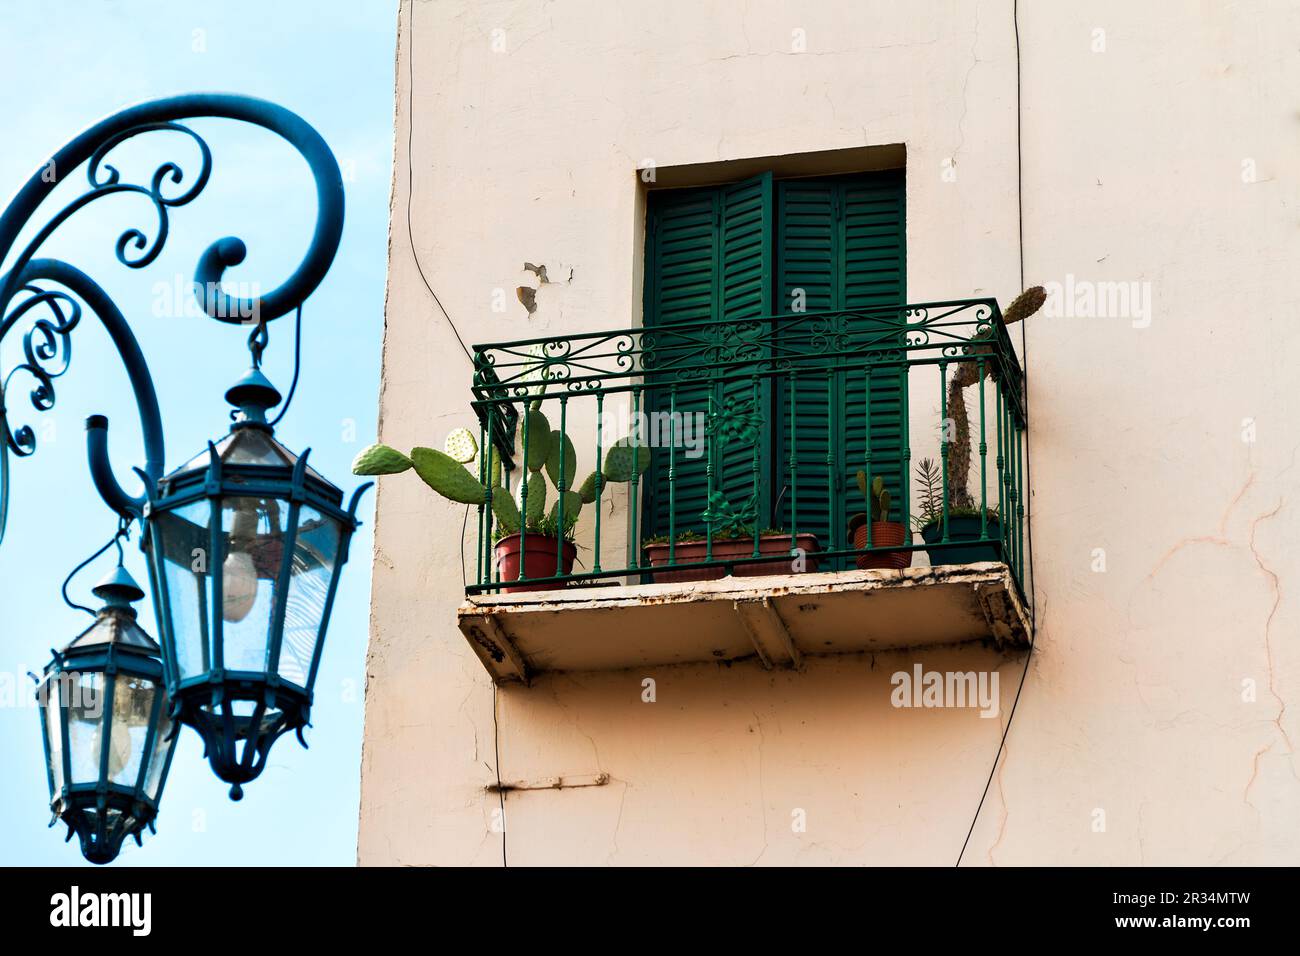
[[0, 94, 345, 548]]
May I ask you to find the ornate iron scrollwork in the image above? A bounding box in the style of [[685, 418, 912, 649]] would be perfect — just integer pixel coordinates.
[[0, 94, 346, 547]]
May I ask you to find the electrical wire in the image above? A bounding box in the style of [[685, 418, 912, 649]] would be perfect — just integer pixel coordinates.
[[61, 522, 129, 617], [406, 0, 473, 364], [267, 304, 303, 428], [493, 681, 508, 868], [956, 0, 1038, 867]]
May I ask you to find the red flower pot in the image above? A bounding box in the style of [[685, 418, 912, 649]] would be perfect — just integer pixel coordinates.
[[850, 519, 910, 570], [643, 534, 820, 583], [494, 534, 576, 592]]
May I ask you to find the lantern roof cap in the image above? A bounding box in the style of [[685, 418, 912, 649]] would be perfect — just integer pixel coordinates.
[[167, 426, 332, 488], [225, 366, 282, 421], [91, 564, 145, 605]]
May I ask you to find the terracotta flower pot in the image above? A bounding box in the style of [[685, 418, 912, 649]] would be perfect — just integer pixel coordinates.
[[643, 533, 820, 583], [494, 533, 576, 592], [850, 518, 910, 570]]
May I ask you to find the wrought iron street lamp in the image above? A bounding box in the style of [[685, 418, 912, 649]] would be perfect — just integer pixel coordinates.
[[0, 94, 370, 860], [37, 559, 178, 864], [143, 365, 366, 799]]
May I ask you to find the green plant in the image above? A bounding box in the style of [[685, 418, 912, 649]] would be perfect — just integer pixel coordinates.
[[643, 527, 786, 546], [352, 412, 650, 542], [911, 456, 999, 533]]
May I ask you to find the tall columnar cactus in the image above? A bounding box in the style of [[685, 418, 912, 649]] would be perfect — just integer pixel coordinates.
[[352, 412, 650, 540], [943, 287, 1046, 512]]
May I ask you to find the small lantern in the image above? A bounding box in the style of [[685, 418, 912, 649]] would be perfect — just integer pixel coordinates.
[[142, 368, 369, 799], [36, 564, 178, 864]]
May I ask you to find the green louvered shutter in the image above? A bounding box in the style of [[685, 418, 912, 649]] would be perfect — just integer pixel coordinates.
[[642, 186, 716, 540], [773, 171, 906, 563], [712, 172, 774, 531], [773, 179, 838, 552], [642, 173, 773, 541], [840, 170, 907, 544]]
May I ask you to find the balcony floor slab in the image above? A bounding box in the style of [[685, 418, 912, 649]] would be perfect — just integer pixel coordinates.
[[457, 562, 1031, 684]]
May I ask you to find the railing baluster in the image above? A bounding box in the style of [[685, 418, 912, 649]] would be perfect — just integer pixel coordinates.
[[978, 357, 987, 540], [484, 403, 496, 590], [751, 374, 761, 559], [788, 371, 797, 549], [668, 383, 677, 566], [518, 399, 530, 582], [1015, 418, 1025, 583], [629, 386, 641, 570], [995, 380, 1005, 561], [1007, 410, 1017, 575], [705, 383, 714, 563], [939, 360, 950, 545], [1002, 391, 1013, 563], [476, 417, 487, 587], [556, 394, 569, 578], [593, 391, 604, 574], [864, 365, 873, 550], [900, 362, 911, 546], [825, 368, 834, 554]]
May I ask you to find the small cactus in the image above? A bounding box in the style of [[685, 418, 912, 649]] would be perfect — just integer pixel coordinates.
[[855, 470, 891, 523]]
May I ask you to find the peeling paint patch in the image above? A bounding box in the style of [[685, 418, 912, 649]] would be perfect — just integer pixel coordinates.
[[516, 286, 537, 314]]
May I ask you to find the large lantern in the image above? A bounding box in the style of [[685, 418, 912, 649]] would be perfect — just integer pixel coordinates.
[[36, 564, 178, 864], [142, 368, 369, 799]]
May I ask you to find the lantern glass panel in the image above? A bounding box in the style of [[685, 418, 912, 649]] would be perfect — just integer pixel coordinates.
[[153, 499, 214, 680], [106, 675, 157, 787], [144, 705, 173, 800], [219, 495, 286, 671], [43, 685, 64, 795], [278, 506, 342, 687], [66, 671, 104, 784]]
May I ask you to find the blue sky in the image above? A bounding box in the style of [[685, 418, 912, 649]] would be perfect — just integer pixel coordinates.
[[0, 0, 396, 865]]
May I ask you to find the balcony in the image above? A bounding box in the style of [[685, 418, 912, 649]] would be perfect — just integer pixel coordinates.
[[455, 298, 1031, 682]]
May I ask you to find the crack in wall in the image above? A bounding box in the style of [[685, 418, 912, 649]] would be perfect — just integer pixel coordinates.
[[1246, 499, 1290, 753]]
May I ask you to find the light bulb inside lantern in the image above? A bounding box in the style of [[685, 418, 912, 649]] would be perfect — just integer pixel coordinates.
[[222, 549, 258, 622], [222, 503, 263, 622], [92, 691, 137, 781]]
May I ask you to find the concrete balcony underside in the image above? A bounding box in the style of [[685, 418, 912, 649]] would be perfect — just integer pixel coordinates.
[[457, 562, 1031, 684]]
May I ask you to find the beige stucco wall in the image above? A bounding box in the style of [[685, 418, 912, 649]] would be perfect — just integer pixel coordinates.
[[359, 0, 1300, 865]]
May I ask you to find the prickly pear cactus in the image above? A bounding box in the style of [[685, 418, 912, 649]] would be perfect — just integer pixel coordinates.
[[410, 447, 486, 505], [523, 409, 552, 472], [603, 438, 650, 483], [443, 427, 478, 464], [545, 432, 578, 490], [351, 444, 414, 475]]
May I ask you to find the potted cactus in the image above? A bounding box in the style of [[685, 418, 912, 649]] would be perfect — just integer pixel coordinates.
[[352, 410, 648, 592], [918, 287, 1044, 566], [642, 492, 820, 582], [848, 471, 909, 570]]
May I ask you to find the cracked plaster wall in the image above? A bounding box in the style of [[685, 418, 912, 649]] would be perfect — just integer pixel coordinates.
[[359, 0, 1300, 864]]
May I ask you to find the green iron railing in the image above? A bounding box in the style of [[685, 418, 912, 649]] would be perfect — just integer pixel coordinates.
[[466, 298, 1029, 604]]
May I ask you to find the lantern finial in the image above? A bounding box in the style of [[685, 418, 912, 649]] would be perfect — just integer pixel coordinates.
[[225, 367, 283, 426], [90, 564, 145, 609]]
